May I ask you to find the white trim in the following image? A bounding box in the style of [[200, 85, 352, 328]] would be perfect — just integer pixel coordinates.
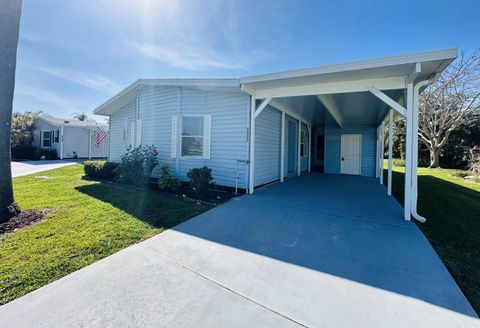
[[134, 119, 142, 147], [59, 126, 64, 159], [180, 115, 206, 158], [40, 130, 52, 149], [254, 97, 272, 119], [240, 48, 457, 84], [307, 125, 312, 173], [379, 122, 385, 185], [387, 110, 393, 196], [404, 83, 414, 221], [297, 120, 301, 176], [317, 94, 343, 127], [171, 116, 177, 158], [253, 76, 406, 99], [249, 96, 256, 194], [88, 129, 92, 159], [367, 87, 406, 116], [280, 111, 285, 182], [203, 115, 211, 160]]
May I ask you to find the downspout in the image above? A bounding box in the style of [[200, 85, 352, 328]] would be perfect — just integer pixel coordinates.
[[410, 76, 438, 223]]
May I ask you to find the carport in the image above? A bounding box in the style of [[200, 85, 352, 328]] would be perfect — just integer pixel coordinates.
[[240, 48, 457, 221], [2, 172, 477, 328]]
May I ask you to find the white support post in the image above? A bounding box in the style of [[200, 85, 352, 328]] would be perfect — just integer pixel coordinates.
[[379, 122, 384, 185], [404, 83, 414, 221], [59, 126, 64, 159], [280, 111, 285, 182], [88, 129, 92, 160], [249, 96, 256, 194], [387, 110, 393, 196], [307, 125, 312, 173], [297, 121, 301, 176], [375, 127, 380, 178]]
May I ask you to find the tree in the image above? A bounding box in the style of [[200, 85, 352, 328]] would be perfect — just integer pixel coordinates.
[[11, 111, 42, 146], [11, 111, 42, 160], [0, 0, 23, 222], [72, 112, 88, 121], [418, 49, 480, 168]]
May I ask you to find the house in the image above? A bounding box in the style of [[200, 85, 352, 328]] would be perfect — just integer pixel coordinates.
[[33, 116, 109, 159], [94, 49, 457, 221]]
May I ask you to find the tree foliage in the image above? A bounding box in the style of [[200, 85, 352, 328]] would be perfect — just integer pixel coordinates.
[[11, 111, 41, 147], [418, 49, 480, 167]]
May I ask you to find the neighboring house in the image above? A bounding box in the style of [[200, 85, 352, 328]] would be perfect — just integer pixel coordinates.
[[33, 116, 109, 159], [94, 49, 457, 221]]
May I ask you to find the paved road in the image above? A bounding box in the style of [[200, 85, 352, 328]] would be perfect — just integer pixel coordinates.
[[11, 160, 80, 177], [0, 174, 477, 327]]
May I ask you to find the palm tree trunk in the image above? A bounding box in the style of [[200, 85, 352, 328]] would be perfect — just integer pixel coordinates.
[[0, 0, 23, 222]]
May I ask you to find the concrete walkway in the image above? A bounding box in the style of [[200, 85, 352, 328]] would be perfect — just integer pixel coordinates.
[[11, 160, 80, 177], [0, 174, 478, 327]]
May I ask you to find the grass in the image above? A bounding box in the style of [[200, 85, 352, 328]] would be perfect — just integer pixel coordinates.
[[0, 164, 212, 305], [385, 164, 480, 314]]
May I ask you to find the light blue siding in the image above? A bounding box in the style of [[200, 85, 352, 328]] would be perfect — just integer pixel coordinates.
[[133, 86, 249, 188], [324, 125, 376, 177], [109, 101, 136, 162], [254, 105, 281, 186]]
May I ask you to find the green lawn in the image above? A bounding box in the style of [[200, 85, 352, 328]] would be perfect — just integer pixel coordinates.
[[385, 165, 480, 314], [0, 164, 212, 305]]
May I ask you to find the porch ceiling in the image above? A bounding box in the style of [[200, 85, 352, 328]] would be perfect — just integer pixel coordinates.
[[270, 89, 402, 127]]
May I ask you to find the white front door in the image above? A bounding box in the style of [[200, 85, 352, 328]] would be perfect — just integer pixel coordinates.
[[340, 134, 361, 175]]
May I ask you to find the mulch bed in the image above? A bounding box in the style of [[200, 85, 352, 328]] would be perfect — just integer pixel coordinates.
[[0, 209, 53, 234], [166, 185, 239, 205]]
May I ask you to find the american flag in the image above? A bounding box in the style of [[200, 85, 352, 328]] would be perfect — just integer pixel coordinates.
[[95, 128, 107, 147]]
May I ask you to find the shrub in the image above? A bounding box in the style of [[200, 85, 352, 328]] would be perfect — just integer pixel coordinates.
[[34, 148, 58, 160], [158, 165, 181, 192], [187, 166, 213, 199], [392, 158, 405, 167], [11, 144, 37, 160], [84, 160, 118, 180], [117, 145, 159, 187]]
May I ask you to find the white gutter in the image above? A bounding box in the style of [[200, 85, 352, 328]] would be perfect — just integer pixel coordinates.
[[410, 75, 440, 223]]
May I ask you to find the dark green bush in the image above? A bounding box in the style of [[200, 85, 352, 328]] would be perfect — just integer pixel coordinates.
[[84, 160, 118, 180], [187, 166, 213, 199], [11, 144, 37, 160], [117, 145, 159, 187], [158, 165, 181, 192], [34, 148, 58, 160]]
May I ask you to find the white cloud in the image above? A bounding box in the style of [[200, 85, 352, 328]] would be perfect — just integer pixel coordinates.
[[129, 41, 268, 71], [35, 65, 121, 93]]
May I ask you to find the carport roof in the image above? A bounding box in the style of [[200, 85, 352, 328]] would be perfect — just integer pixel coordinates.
[[94, 48, 457, 117], [239, 48, 457, 99]]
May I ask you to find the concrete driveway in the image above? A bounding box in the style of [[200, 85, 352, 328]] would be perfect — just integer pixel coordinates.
[[0, 174, 478, 327], [11, 160, 80, 177]]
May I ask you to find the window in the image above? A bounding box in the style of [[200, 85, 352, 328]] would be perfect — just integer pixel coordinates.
[[181, 116, 204, 157], [54, 129, 59, 143], [300, 127, 308, 157], [42, 131, 52, 148]]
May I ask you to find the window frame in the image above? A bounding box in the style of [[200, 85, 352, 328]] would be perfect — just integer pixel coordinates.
[[180, 115, 205, 158], [300, 127, 308, 157], [41, 130, 52, 148]]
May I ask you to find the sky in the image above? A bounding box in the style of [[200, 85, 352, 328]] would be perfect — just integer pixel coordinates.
[[13, 0, 480, 122]]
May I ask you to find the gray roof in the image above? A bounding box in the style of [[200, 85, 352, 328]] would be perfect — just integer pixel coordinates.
[[39, 116, 108, 129]]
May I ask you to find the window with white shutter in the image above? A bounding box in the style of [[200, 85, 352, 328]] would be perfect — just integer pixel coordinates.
[[171, 116, 177, 158], [203, 115, 211, 159]]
